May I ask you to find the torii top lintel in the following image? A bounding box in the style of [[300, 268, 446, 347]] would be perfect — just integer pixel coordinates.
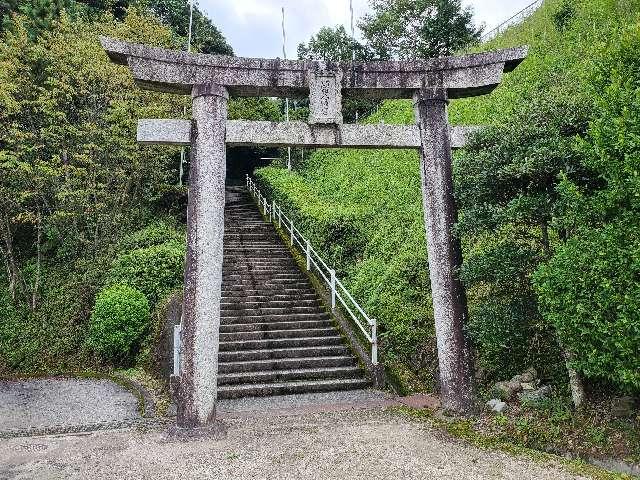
[[100, 37, 528, 100]]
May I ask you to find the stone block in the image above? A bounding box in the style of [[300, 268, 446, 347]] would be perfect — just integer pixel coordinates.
[[518, 385, 551, 405], [307, 62, 343, 125], [487, 398, 508, 413]]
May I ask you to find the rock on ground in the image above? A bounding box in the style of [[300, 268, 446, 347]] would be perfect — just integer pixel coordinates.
[[0, 409, 589, 480]]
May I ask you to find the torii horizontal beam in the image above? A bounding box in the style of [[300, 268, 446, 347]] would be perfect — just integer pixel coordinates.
[[137, 119, 479, 149], [100, 37, 527, 100]]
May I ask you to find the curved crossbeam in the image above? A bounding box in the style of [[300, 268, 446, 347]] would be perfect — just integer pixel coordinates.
[[100, 36, 527, 99]]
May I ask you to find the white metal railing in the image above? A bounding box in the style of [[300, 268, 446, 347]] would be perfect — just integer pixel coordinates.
[[481, 0, 543, 42], [246, 175, 378, 366]]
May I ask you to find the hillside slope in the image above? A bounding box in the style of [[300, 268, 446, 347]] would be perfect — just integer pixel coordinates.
[[255, 0, 640, 391]]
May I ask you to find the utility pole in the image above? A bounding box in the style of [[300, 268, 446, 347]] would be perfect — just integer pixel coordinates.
[[282, 6, 292, 171], [350, 0, 359, 123], [179, 0, 195, 186]]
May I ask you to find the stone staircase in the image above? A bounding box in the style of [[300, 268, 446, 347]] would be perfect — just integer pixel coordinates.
[[217, 185, 370, 399]]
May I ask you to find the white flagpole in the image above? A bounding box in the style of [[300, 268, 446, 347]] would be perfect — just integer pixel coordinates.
[[179, 0, 195, 186], [350, 0, 359, 123], [187, 0, 194, 53], [282, 6, 292, 171]]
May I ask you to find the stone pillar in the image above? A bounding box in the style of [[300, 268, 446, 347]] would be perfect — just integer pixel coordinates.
[[413, 87, 475, 413], [177, 83, 228, 428]]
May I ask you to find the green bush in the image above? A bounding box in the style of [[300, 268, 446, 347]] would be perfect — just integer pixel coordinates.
[[117, 221, 184, 253], [87, 284, 150, 364], [106, 240, 186, 307], [534, 217, 640, 391]]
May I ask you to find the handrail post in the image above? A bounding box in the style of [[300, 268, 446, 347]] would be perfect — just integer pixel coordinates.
[[278, 206, 282, 228], [272, 200, 276, 224], [330, 269, 336, 309], [306, 239, 311, 271], [290, 218, 294, 246], [245, 174, 249, 188], [371, 320, 378, 366], [173, 323, 181, 376]]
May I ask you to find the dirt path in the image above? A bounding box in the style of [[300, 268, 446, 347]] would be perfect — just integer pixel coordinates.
[[0, 408, 588, 480]]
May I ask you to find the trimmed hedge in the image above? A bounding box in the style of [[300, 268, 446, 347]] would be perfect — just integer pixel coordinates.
[[87, 284, 150, 364]]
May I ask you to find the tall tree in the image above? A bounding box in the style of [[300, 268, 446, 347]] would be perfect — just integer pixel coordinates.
[[359, 0, 482, 59], [297, 25, 371, 62], [145, 0, 232, 55]]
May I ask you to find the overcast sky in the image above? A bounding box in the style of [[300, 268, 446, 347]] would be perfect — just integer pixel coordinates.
[[198, 0, 535, 59]]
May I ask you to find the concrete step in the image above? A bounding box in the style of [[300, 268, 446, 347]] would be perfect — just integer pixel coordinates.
[[218, 355, 357, 373], [221, 293, 319, 302], [221, 313, 331, 324], [221, 299, 320, 309], [220, 327, 336, 342], [222, 269, 304, 276], [218, 345, 350, 362], [221, 306, 322, 317], [222, 273, 308, 280], [217, 366, 362, 386], [217, 377, 371, 399], [221, 285, 312, 293], [221, 288, 316, 297], [218, 335, 343, 352], [219, 319, 333, 333]]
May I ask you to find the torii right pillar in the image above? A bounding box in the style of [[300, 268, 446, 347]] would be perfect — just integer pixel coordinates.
[[414, 86, 475, 413]]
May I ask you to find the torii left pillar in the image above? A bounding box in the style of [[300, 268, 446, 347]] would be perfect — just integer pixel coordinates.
[[176, 83, 228, 428]]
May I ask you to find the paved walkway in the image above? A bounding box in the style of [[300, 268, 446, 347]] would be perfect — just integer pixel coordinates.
[[0, 378, 141, 436], [0, 408, 588, 480], [0, 379, 589, 479]]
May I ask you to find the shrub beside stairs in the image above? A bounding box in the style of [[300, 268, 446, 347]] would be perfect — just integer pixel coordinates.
[[217, 186, 371, 399]]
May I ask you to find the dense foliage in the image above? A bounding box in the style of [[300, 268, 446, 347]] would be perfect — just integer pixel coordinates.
[[359, 0, 482, 59], [258, 0, 640, 394], [534, 22, 640, 391], [0, 9, 187, 373], [0, 0, 233, 56], [87, 283, 150, 364], [106, 240, 185, 307]]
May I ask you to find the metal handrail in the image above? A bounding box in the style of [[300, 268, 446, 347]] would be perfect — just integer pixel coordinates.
[[246, 175, 378, 366], [481, 0, 543, 42]]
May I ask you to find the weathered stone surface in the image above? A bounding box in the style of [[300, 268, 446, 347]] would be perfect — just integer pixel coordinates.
[[177, 83, 228, 428], [491, 381, 515, 401], [520, 371, 535, 383], [487, 398, 508, 413], [518, 385, 551, 404], [414, 87, 475, 413], [307, 63, 343, 124], [137, 118, 478, 149], [100, 36, 527, 99], [507, 380, 523, 393], [610, 396, 637, 418], [137, 119, 192, 145]]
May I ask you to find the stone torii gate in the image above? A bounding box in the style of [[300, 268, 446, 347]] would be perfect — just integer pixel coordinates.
[[100, 37, 527, 428]]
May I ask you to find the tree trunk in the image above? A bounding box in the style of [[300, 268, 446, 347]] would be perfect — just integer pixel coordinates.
[[31, 208, 42, 311], [564, 349, 586, 409], [1, 211, 25, 303]]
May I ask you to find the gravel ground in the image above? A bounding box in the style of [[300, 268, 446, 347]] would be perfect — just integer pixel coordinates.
[[0, 378, 140, 434], [0, 408, 589, 480]]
